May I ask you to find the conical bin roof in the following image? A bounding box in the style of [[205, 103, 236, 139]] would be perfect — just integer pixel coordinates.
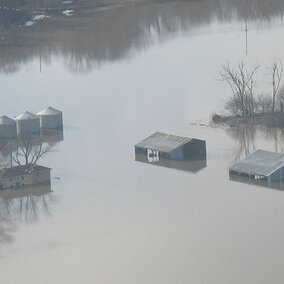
[[0, 116, 16, 125], [15, 111, 38, 120], [37, 107, 62, 116]]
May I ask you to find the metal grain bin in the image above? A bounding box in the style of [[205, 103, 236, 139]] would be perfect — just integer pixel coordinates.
[[37, 107, 63, 129], [0, 116, 17, 139], [15, 111, 40, 136]]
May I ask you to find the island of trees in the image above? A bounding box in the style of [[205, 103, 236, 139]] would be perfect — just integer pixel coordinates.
[[213, 60, 284, 127]]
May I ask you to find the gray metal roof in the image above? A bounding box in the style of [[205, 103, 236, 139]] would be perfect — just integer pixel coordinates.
[[230, 150, 284, 177], [15, 111, 38, 120], [0, 116, 16, 125], [135, 132, 193, 153], [37, 107, 62, 116]]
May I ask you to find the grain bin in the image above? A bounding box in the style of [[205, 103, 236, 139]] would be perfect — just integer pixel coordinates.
[[15, 111, 40, 135], [0, 116, 17, 139], [37, 107, 63, 129]]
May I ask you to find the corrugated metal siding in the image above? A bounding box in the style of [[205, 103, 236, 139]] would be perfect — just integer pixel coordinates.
[[183, 139, 207, 161], [269, 166, 284, 182], [16, 118, 40, 135], [39, 113, 63, 129]]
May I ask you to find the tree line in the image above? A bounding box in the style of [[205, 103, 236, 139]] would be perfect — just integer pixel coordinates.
[[220, 60, 284, 122]]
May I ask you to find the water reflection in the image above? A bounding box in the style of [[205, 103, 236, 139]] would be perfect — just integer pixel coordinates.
[[229, 174, 284, 191], [1, 0, 284, 73], [0, 128, 63, 248], [228, 125, 284, 191], [135, 153, 207, 173], [0, 182, 53, 246], [227, 125, 284, 162]]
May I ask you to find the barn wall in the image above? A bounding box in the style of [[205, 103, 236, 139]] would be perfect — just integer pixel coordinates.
[[183, 139, 206, 161], [169, 147, 183, 160], [269, 167, 284, 182], [135, 146, 147, 156]]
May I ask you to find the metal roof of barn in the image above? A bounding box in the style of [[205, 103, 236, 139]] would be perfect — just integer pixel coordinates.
[[135, 132, 193, 153], [0, 116, 16, 125], [229, 150, 284, 177], [37, 107, 62, 116], [15, 111, 38, 120]]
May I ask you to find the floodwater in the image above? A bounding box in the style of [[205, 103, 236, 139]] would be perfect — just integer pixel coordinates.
[[1, 0, 284, 283]]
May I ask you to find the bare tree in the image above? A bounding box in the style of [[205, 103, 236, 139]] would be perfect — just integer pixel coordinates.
[[220, 61, 259, 120], [277, 86, 284, 112], [11, 134, 53, 166], [256, 93, 272, 113], [270, 60, 283, 113]]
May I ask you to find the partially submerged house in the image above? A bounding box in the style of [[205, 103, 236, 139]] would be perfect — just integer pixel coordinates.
[[0, 164, 51, 190], [229, 150, 284, 183], [135, 132, 206, 170]]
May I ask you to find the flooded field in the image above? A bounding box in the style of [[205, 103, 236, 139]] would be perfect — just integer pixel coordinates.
[[1, 1, 284, 283]]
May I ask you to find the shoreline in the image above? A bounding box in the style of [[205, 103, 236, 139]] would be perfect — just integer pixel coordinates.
[[212, 112, 284, 128], [1, 0, 166, 31]]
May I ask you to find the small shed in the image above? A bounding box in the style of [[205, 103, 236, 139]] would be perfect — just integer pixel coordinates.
[[229, 150, 284, 182], [15, 111, 40, 135], [37, 107, 63, 129], [0, 116, 17, 139], [135, 132, 206, 162]]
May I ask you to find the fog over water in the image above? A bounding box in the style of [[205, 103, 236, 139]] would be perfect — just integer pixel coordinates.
[[1, 1, 284, 283]]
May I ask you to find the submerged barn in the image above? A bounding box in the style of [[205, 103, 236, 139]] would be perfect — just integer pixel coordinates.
[[229, 150, 284, 182], [135, 132, 206, 162], [37, 107, 63, 129], [0, 116, 17, 139], [15, 111, 40, 135]]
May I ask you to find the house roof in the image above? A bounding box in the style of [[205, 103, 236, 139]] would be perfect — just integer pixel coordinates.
[[37, 107, 62, 116], [0, 116, 16, 125], [15, 111, 38, 120], [229, 150, 284, 177], [0, 164, 51, 178], [135, 132, 194, 153]]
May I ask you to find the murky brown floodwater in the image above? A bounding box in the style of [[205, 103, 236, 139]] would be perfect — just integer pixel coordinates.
[[1, 1, 284, 283]]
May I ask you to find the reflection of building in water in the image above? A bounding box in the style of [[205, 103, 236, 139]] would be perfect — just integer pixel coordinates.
[[15, 111, 40, 136], [37, 107, 63, 130], [135, 132, 206, 172], [0, 175, 53, 245], [229, 174, 284, 191], [135, 153, 206, 173], [40, 129, 64, 144], [229, 150, 284, 183], [0, 182, 51, 199], [0, 164, 51, 190]]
